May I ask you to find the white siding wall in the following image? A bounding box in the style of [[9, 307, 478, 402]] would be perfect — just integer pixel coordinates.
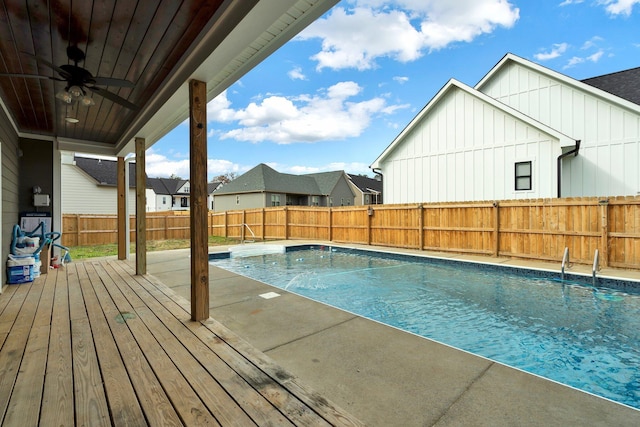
[[382, 87, 560, 204], [481, 62, 640, 197], [61, 163, 136, 214]]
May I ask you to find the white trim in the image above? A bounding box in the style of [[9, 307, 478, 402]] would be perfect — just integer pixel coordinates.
[[370, 79, 576, 169], [475, 53, 640, 115]]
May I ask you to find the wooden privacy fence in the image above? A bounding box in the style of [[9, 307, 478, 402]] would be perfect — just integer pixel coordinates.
[[63, 196, 640, 270]]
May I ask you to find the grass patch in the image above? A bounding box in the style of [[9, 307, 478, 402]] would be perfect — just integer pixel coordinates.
[[69, 235, 239, 261]]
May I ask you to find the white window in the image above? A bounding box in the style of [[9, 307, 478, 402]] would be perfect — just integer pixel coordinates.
[[162, 196, 166, 204], [271, 194, 281, 206], [515, 161, 532, 191], [236, 195, 240, 205], [311, 196, 319, 206]]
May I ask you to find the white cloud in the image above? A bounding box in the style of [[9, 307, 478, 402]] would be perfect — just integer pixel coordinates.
[[298, 0, 520, 70], [581, 36, 604, 50], [216, 81, 406, 144], [393, 76, 409, 84], [286, 162, 372, 175], [559, 0, 584, 6], [599, 0, 640, 16], [207, 91, 236, 122], [288, 66, 307, 80], [145, 149, 246, 179], [563, 49, 604, 68], [534, 43, 569, 61], [146, 151, 191, 178]]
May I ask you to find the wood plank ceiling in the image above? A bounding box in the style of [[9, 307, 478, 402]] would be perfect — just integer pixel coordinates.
[[0, 0, 224, 147]]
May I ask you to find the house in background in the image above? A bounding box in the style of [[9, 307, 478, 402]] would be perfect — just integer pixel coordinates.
[[61, 153, 137, 214], [371, 53, 640, 204], [147, 178, 191, 211], [208, 181, 222, 210], [212, 163, 356, 211], [348, 174, 383, 205]]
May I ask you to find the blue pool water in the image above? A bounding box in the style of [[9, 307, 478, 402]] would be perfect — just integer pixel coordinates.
[[211, 246, 640, 409]]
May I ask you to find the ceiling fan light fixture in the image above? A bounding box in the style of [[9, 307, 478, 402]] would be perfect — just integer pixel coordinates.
[[80, 95, 95, 106], [65, 117, 79, 124], [68, 85, 83, 98], [55, 90, 73, 103]]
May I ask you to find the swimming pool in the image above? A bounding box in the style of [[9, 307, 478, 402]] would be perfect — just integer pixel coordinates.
[[210, 245, 640, 409]]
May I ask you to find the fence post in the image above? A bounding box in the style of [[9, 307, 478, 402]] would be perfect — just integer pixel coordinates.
[[599, 199, 609, 268], [283, 207, 289, 240], [164, 214, 169, 240], [493, 201, 500, 257], [223, 211, 227, 238], [418, 204, 424, 250], [367, 206, 372, 245], [76, 214, 81, 246], [261, 208, 265, 241], [328, 208, 332, 242]]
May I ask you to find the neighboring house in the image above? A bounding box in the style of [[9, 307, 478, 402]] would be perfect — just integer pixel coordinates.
[[212, 163, 356, 211], [61, 153, 137, 214], [208, 181, 222, 210], [371, 53, 640, 204], [147, 178, 191, 211], [348, 174, 383, 205]]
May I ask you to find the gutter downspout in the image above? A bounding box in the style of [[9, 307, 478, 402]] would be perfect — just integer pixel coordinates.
[[556, 140, 580, 198], [372, 167, 383, 204]]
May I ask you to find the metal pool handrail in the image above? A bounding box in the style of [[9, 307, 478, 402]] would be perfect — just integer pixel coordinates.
[[592, 249, 599, 286], [241, 223, 256, 243], [561, 247, 570, 280]]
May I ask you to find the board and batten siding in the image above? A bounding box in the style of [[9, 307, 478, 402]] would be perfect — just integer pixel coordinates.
[[61, 162, 137, 214], [0, 103, 20, 288], [479, 61, 640, 197], [381, 86, 559, 204]]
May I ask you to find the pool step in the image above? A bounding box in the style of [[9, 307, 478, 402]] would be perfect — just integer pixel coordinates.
[[229, 244, 285, 258]]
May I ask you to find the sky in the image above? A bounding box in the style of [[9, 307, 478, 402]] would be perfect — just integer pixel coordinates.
[[144, 0, 640, 180]]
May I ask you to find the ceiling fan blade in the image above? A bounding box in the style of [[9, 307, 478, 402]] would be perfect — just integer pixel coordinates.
[[88, 86, 139, 110], [22, 52, 69, 78], [0, 73, 52, 80], [92, 76, 135, 88]]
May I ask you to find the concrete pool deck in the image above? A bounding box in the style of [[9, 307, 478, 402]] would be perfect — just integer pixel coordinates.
[[143, 241, 640, 426]]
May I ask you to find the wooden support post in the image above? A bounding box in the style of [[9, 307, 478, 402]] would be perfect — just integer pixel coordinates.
[[493, 201, 500, 257], [328, 208, 332, 242], [117, 157, 126, 260], [261, 208, 265, 241], [600, 199, 609, 268], [135, 137, 147, 275], [189, 79, 209, 321]]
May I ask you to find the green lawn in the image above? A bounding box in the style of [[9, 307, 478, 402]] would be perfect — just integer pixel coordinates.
[[69, 236, 239, 261]]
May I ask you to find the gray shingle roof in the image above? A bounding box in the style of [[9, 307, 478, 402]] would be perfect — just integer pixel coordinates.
[[74, 156, 137, 187], [214, 163, 343, 195], [348, 174, 382, 193], [147, 178, 188, 195], [582, 67, 640, 106], [304, 171, 346, 195], [208, 182, 222, 194]]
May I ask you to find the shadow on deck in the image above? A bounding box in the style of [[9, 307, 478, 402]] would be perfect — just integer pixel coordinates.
[[0, 259, 363, 426]]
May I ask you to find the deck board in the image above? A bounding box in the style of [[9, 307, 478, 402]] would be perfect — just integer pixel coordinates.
[[81, 262, 147, 427], [0, 258, 364, 427], [40, 264, 74, 427]]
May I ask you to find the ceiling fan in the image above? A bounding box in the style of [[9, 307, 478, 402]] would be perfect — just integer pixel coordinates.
[[0, 45, 138, 110]]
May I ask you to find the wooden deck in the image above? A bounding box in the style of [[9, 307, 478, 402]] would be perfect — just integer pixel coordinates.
[[0, 259, 363, 426]]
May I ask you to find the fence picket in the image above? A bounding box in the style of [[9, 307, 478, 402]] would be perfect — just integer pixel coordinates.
[[62, 196, 640, 269]]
